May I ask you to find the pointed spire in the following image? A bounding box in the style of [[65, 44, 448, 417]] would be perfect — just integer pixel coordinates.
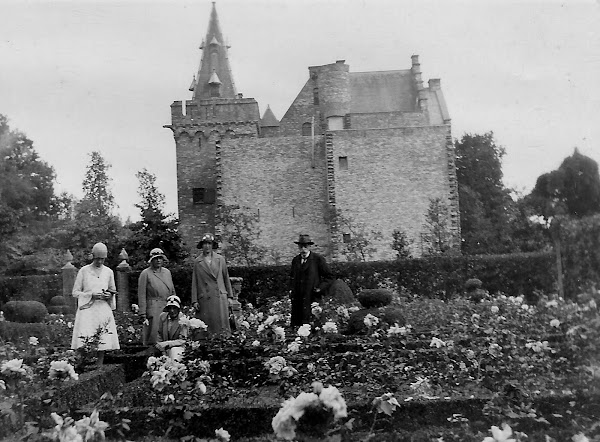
[[260, 105, 280, 127], [192, 2, 237, 100]]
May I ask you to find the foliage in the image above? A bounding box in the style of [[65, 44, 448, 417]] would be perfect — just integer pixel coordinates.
[[80, 151, 115, 218], [559, 214, 600, 297], [529, 148, 600, 219], [357, 289, 393, 309], [0, 274, 62, 306], [2, 301, 48, 323], [455, 132, 522, 255], [391, 229, 412, 260], [122, 168, 188, 269], [422, 198, 457, 256], [217, 204, 267, 266], [333, 209, 382, 262]]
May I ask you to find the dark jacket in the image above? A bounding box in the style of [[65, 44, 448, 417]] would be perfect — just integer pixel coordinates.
[[290, 251, 333, 326]]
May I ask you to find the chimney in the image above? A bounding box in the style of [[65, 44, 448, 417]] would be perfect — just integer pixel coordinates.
[[428, 79, 441, 90]]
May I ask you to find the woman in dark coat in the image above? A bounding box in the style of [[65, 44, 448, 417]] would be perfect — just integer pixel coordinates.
[[289, 234, 333, 326], [191, 233, 233, 338]]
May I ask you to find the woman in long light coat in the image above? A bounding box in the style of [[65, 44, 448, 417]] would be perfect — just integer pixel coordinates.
[[137, 248, 176, 346], [71, 242, 120, 364], [191, 233, 233, 338]]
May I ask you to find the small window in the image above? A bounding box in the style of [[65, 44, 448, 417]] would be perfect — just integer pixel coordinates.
[[192, 188, 216, 204], [342, 233, 351, 243], [313, 87, 319, 105], [339, 156, 348, 170], [343, 114, 351, 129], [327, 116, 343, 130], [198, 137, 202, 150], [302, 122, 312, 136]]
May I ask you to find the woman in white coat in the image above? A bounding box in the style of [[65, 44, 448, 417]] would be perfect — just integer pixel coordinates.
[[71, 242, 120, 365]]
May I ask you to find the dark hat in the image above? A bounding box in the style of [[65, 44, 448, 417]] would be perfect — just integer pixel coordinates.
[[294, 234, 314, 245], [197, 233, 218, 249]]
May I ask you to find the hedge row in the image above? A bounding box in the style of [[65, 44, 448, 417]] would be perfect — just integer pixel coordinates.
[[0, 253, 556, 307], [129, 252, 555, 306], [0, 274, 61, 307]]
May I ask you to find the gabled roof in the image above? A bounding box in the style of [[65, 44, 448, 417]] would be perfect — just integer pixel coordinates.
[[349, 70, 418, 113], [260, 105, 280, 127]]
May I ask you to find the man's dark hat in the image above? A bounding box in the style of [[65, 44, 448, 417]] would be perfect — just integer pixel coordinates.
[[294, 234, 314, 245]]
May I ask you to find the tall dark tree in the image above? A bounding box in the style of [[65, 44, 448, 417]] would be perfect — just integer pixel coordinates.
[[123, 168, 187, 269], [455, 132, 515, 254], [529, 148, 600, 219], [0, 114, 57, 237]]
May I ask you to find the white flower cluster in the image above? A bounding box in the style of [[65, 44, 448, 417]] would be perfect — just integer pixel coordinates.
[[264, 356, 297, 378], [0, 358, 29, 378], [256, 315, 286, 342], [322, 321, 338, 334], [297, 324, 311, 338], [482, 422, 517, 442], [430, 337, 446, 348], [49, 360, 79, 381], [335, 306, 349, 320], [363, 313, 380, 328], [525, 340, 552, 353], [387, 323, 411, 337], [45, 409, 109, 442], [272, 382, 348, 441], [287, 338, 302, 353], [146, 356, 188, 391], [179, 315, 208, 331], [29, 336, 39, 346], [131, 303, 139, 313]]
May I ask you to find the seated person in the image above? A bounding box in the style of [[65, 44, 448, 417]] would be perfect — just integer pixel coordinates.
[[155, 295, 188, 360]]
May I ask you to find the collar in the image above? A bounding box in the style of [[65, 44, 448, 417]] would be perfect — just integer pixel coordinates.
[[301, 251, 311, 259]]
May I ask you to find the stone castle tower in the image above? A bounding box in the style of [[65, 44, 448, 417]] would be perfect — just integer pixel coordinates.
[[167, 3, 460, 262]]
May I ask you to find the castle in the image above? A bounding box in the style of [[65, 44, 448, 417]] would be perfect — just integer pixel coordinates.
[[166, 3, 460, 262]]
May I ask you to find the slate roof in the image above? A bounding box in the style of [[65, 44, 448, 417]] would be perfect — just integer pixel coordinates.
[[260, 106, 280, 127], [350, 70, 418, 113]]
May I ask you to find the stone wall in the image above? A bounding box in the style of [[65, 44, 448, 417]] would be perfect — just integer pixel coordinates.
[[219, 135, 331, 262], [330, 125, 458, 260], [349, 111, 427, 130]]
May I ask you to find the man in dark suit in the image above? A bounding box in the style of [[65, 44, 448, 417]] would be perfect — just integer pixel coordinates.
[[290, 234, 333, 327]]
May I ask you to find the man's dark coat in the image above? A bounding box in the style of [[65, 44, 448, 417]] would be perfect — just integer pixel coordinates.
[[290, 252, 333, 326]]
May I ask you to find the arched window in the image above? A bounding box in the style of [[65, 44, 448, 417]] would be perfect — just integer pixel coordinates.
[[302, 122, 312, 136]]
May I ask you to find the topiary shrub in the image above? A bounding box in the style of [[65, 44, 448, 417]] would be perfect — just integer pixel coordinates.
[[2, 300, 48, 323], [344, 306, 406, 335], [49, 295, 68, 306], [465, 279, 483, 293], [47, 295, 72, 314], [324, 279, 354, 305], [357, 289, 393, 309]]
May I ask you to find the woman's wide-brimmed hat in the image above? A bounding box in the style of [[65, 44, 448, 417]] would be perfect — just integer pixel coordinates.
[[197, 233, 218, 249], [148, 248, 168, 263], [294, 234, 314, 245], [165, 295, 181, 309]]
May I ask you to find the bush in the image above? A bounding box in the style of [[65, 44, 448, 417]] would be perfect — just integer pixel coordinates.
[[324, 279, 354, 305], [0, 274, 61, 306], [345, 306, 406, 335], [49, 295, 68, 306], [48, 305, 72, 315], [464, 279, 482, 292], [2, 300, 48, 323], [357, 289, 393, 308]]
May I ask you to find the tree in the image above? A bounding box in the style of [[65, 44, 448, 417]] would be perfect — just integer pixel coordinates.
[[123, 168, 187, 269], [391, 229, 412, 260], [334, 209, 382, 262], [217, 204, 266, 266], [0, 114, 57, 237], [422, 198, 455, 256], [529, 148, 600, 220], [80, 151, 115, 217], [455, 132, 516, 254]]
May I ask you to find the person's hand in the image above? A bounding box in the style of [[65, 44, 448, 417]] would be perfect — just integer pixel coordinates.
[[155, 342, 167, 351], [313, 288, 321, 293]]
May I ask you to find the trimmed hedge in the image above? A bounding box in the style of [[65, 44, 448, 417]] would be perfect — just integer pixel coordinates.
[[2, 300, 48, 323], [0, 274, 61, 307]]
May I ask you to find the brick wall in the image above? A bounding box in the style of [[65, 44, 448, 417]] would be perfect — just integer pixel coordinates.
[[350, 111, 427, 129]]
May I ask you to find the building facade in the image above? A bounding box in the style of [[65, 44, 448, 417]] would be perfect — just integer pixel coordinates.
[[166, 4, 460, 262]]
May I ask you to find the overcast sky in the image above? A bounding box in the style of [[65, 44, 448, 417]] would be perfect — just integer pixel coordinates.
[[1, 0, 599, 221]]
